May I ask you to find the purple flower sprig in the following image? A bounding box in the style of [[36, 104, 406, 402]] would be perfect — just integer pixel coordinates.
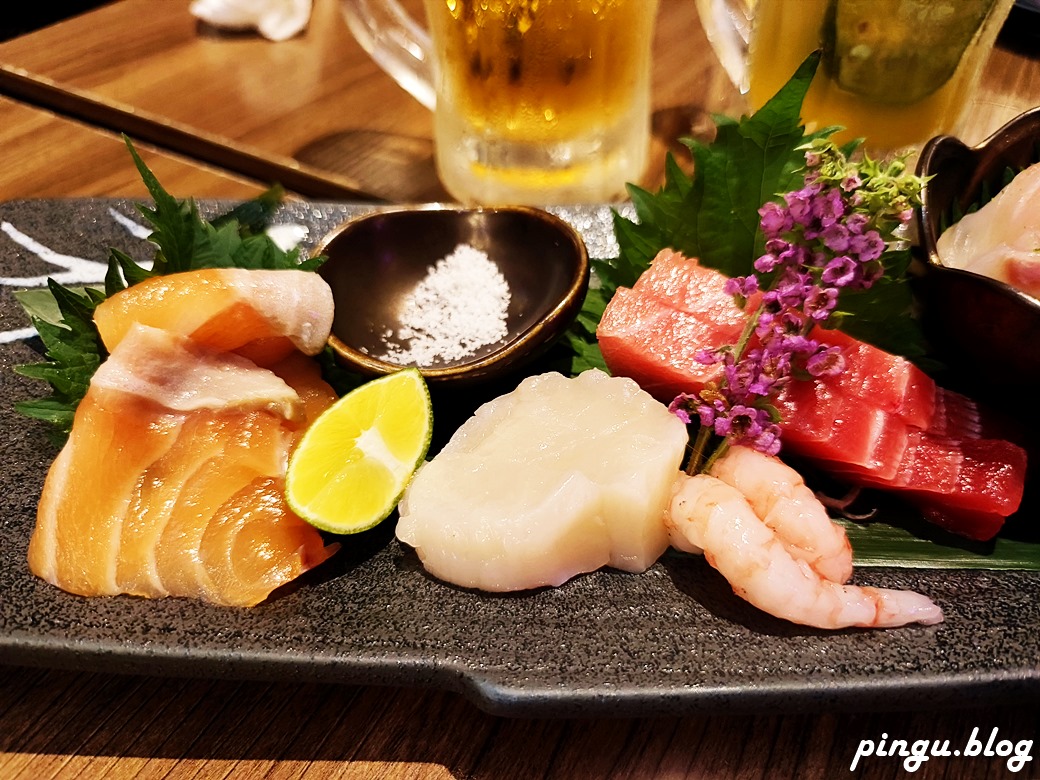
[[673, 140, 925, 475]]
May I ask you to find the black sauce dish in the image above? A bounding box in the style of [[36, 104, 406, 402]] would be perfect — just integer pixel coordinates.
[[314, 205, 590, 386], [915, 106, 1040, 401]]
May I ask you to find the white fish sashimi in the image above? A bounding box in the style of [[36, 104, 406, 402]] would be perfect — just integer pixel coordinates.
[[936, 162, 1040, 296], [396, 369, 689, 592]]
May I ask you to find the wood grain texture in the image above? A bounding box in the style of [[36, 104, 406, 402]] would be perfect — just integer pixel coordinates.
[[1, 666, 1038, 779], [0, 0, 743, 201], [0, 97, 263, 199]]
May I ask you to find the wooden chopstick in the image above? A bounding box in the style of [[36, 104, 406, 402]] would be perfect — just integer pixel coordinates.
[[0, 64, 387, 202]]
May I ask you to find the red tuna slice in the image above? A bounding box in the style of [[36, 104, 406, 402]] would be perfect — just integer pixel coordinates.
[[610, 251, 938, 431], [830, 432, 1026, 540], [813, 327, 936, 430], [773, 378, 909, 482], [597, 287, 732, 401], [840, 433, 1025, 513], [632, 249, 761, 319]]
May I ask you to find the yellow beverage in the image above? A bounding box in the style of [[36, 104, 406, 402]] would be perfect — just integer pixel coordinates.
[[424, 0, 658, 204], [746, 0, 1014, 153]]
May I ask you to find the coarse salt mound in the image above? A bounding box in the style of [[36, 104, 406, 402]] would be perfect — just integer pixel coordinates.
[[395, 369, 689, 592]]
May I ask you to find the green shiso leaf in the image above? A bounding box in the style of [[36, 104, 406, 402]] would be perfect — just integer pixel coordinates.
[[13, 137, 339, 439], [12, 282, 104, 438], [561, 51, 928, 374]]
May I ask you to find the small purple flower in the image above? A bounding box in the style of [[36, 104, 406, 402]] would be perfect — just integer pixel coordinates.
[[759, 201, 792, 237], [821, 223, 851, 253], [845, 212, 869, 234], [813, 187, 847, 227], [784, 185, 820, 226], [841, 174, 862, 192], [850, 230, 886, 263], [806, 345, 846, 377], [668, 393, 698, 425], [776, 331, 815, 357], [754, 252, 782, 274], [724, 275, 759, 299], [751, 423, 783, 456], [774, 309, 807, 335], [697, 394, 729, 429], [695, 347, 723, 366], [774, 274, 814, 309], [822, 255, 859, 288], [803, 285, 839, 320], [713, 403, 763, 438]]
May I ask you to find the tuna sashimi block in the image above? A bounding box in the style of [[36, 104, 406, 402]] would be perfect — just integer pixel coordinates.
[[596, 249, 1029, 538], [773, 379, 909, 482], [600, 250, 938, 428], [813, 327, 936, 430], [396, 369, 689, 592], [598, 288, 731, 400], [632, 249, 759, 320]]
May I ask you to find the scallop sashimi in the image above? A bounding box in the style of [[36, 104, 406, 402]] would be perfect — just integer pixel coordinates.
[[396, 369, 689, 592], [93, 268, 335, 365]]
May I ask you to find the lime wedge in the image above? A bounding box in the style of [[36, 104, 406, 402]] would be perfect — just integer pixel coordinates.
[[286, 368, 432, 534]]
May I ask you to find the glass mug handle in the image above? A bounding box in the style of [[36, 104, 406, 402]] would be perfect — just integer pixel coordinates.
[[694, 0, 755, 93], [340, 0, 437, 110]]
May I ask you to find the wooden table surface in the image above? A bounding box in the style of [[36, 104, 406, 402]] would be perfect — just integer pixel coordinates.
[[0, 1, 1039, 778]]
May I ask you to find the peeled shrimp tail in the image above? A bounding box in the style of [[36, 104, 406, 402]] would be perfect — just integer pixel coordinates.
[[708, 445, 853, 584], [666, 473, 943, 630]]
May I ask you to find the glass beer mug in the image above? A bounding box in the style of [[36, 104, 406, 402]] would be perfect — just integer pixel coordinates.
[[342, 0, 660, 205], [696, 0, 1016, 154]]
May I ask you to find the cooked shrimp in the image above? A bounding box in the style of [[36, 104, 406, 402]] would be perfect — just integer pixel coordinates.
[[666, 473, 944, 629], [708, 445, 853, 583]]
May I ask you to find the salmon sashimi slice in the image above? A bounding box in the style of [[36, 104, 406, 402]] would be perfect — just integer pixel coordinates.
[[268, 351, 340, 426], [201, 477, 338, 607], [93, 268, 335, 362], [30, 323, 337, 606]]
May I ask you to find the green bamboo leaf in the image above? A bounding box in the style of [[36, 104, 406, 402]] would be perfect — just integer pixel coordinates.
[[844, 518, 1040, 570]]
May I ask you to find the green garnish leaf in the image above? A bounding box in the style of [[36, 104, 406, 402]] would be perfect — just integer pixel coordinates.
[[843, 517, 1040, 570], [613, 52, 835, 282], [562, 51, 928, 368], [13, 281, 104, 437]]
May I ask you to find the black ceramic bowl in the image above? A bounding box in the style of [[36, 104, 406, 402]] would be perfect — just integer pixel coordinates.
[[916, 107, 1040, 396], [315, 206, 590, 384]]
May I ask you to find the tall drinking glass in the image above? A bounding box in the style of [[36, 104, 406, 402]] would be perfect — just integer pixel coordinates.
[[696, 0, 1016, 154], [342, 0, 660, 205]]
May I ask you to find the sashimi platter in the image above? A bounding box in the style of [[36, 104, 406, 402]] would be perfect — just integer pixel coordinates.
[[1, 59, 1039, 716]]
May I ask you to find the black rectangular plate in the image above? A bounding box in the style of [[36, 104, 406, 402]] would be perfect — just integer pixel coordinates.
[[1, 199, 1037, 717]]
